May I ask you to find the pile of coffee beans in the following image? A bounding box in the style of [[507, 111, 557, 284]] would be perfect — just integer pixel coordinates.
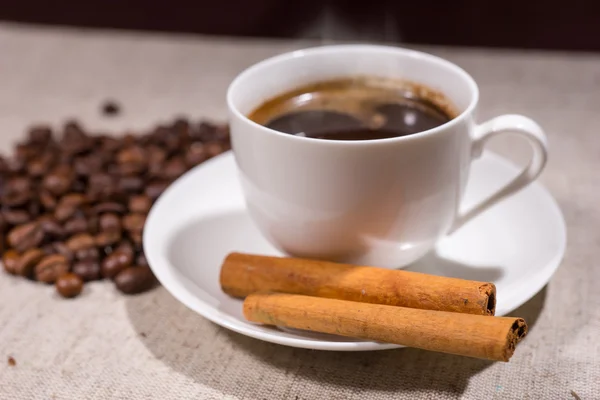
[[0, 118, 230, 298]]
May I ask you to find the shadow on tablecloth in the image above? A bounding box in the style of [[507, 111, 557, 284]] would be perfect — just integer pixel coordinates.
[[125, 284, 546, 398]]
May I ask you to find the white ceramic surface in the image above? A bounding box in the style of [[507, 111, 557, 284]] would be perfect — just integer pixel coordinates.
[[227, 45, 548, 268], [143, 151, 566, 352]]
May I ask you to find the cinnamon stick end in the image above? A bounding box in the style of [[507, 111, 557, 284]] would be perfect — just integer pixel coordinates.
[[502, 318, 528, 361], [220, 252, 253, 298], [244, 292, 283, 326], [479, 283, 497, 316]]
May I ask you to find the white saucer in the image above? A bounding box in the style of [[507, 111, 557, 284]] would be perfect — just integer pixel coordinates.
[[143, 151, 566, 351]]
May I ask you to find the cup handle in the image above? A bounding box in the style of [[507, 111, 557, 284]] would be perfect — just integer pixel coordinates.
[[450, 114, 549, 233]]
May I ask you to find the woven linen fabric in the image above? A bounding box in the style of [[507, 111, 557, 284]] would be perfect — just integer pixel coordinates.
[[0, 23, 598, 400]]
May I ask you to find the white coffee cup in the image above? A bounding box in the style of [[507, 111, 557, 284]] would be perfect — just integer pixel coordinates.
[[226, 44, 548, 268]]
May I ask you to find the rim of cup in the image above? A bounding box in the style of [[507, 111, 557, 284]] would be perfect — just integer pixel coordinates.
[[226, 44, 480, 146]]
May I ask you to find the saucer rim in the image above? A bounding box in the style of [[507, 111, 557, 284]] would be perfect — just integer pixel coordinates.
[[143, 150, 566, 352]]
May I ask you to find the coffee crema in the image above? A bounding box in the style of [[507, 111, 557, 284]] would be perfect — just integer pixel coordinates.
[[248, 76, 458, 141]]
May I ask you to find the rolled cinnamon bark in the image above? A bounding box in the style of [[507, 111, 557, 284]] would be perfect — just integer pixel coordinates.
[[244, 292, 527, 361], [221, 252, 496, 316]]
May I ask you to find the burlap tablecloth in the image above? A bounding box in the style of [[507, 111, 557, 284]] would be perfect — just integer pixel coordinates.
[[0, 23, 598, 400]]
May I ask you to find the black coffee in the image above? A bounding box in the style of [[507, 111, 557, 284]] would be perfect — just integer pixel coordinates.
[[248, 77, 457, 141]]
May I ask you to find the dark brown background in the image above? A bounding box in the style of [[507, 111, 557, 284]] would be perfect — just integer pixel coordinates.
[[2, 0, 600, 51]]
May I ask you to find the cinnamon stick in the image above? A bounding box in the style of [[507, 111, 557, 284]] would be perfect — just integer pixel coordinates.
[[221, 252, 496, 316], [244, 292, 527, 361]]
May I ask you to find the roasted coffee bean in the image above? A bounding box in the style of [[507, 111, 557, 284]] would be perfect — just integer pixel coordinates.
[[136, 252, 149, 268], [194, 121, 219, 141], [128, 195, 151, 214], [6, 159, 24, 176], [88, 172, 113, 189], [5, 155, 26, 174], [35, 254, 69, 283], [28, 154, 54, 177], [2, 249, 20, 275], [166, 137, 184, 157], [63, 120, 86, 142], [2, 208, 31, 225], [54, 193, 86, 222], [63, 134, 93, 156], [185, 142, 208, 166], [87, 173, 115, 201], [0, 156, 8, 174], [61, 193, 87, 205], [117, 163, 142, 176], [98, 135, 121, 153], [145, 181, 169, 201], [118, 176, 144, 193], [101, 248, 133, 279], [38, 215, 65, 238], [65, 233, 95, 253], [147, 164, 167, 179], [129, 231, 143, 247], [99, 213, 121, 232], [7, 222, 44, 252], [56, 152, 74, 166], [151, 126, 180, 152], [75, 246, 99, 261], [54, 164, 73, 176], [114, 266, 156, 294], [54, 202, 78, 222], [75, 247, 100, 261], [92, 201, 126, 215], [121, 133, 137, 147], [146, 145, 167, 165], [137, 132, 152, 146], [64, 216, 88, 236], [49, 241, 74, 262], [27, 125, 53, 144], [3, 177, 32, 206], [163, 156, 187, 180], [205, 142, 225, 158], [15, 143, 37, 161], [117, 146, 146, 175], [150, 126, 168, 142], [164, 134, 182, 155], [214, 124, 230, 141], [147, 165, 162, 179], [171, 117, 190, 135], [55, 273, 83, 298], [15, 248, 45, 277], [95, 230, 122, 247], [115, 240, 135, 257], [43, 170, 72, 196], [101, 100, 120, 116], [122, 213, 146, 233], [57, 193, 86, 208], [74, 154, 104, 176], [73, 259, 101, 281], [39, 190, 57, 211]]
